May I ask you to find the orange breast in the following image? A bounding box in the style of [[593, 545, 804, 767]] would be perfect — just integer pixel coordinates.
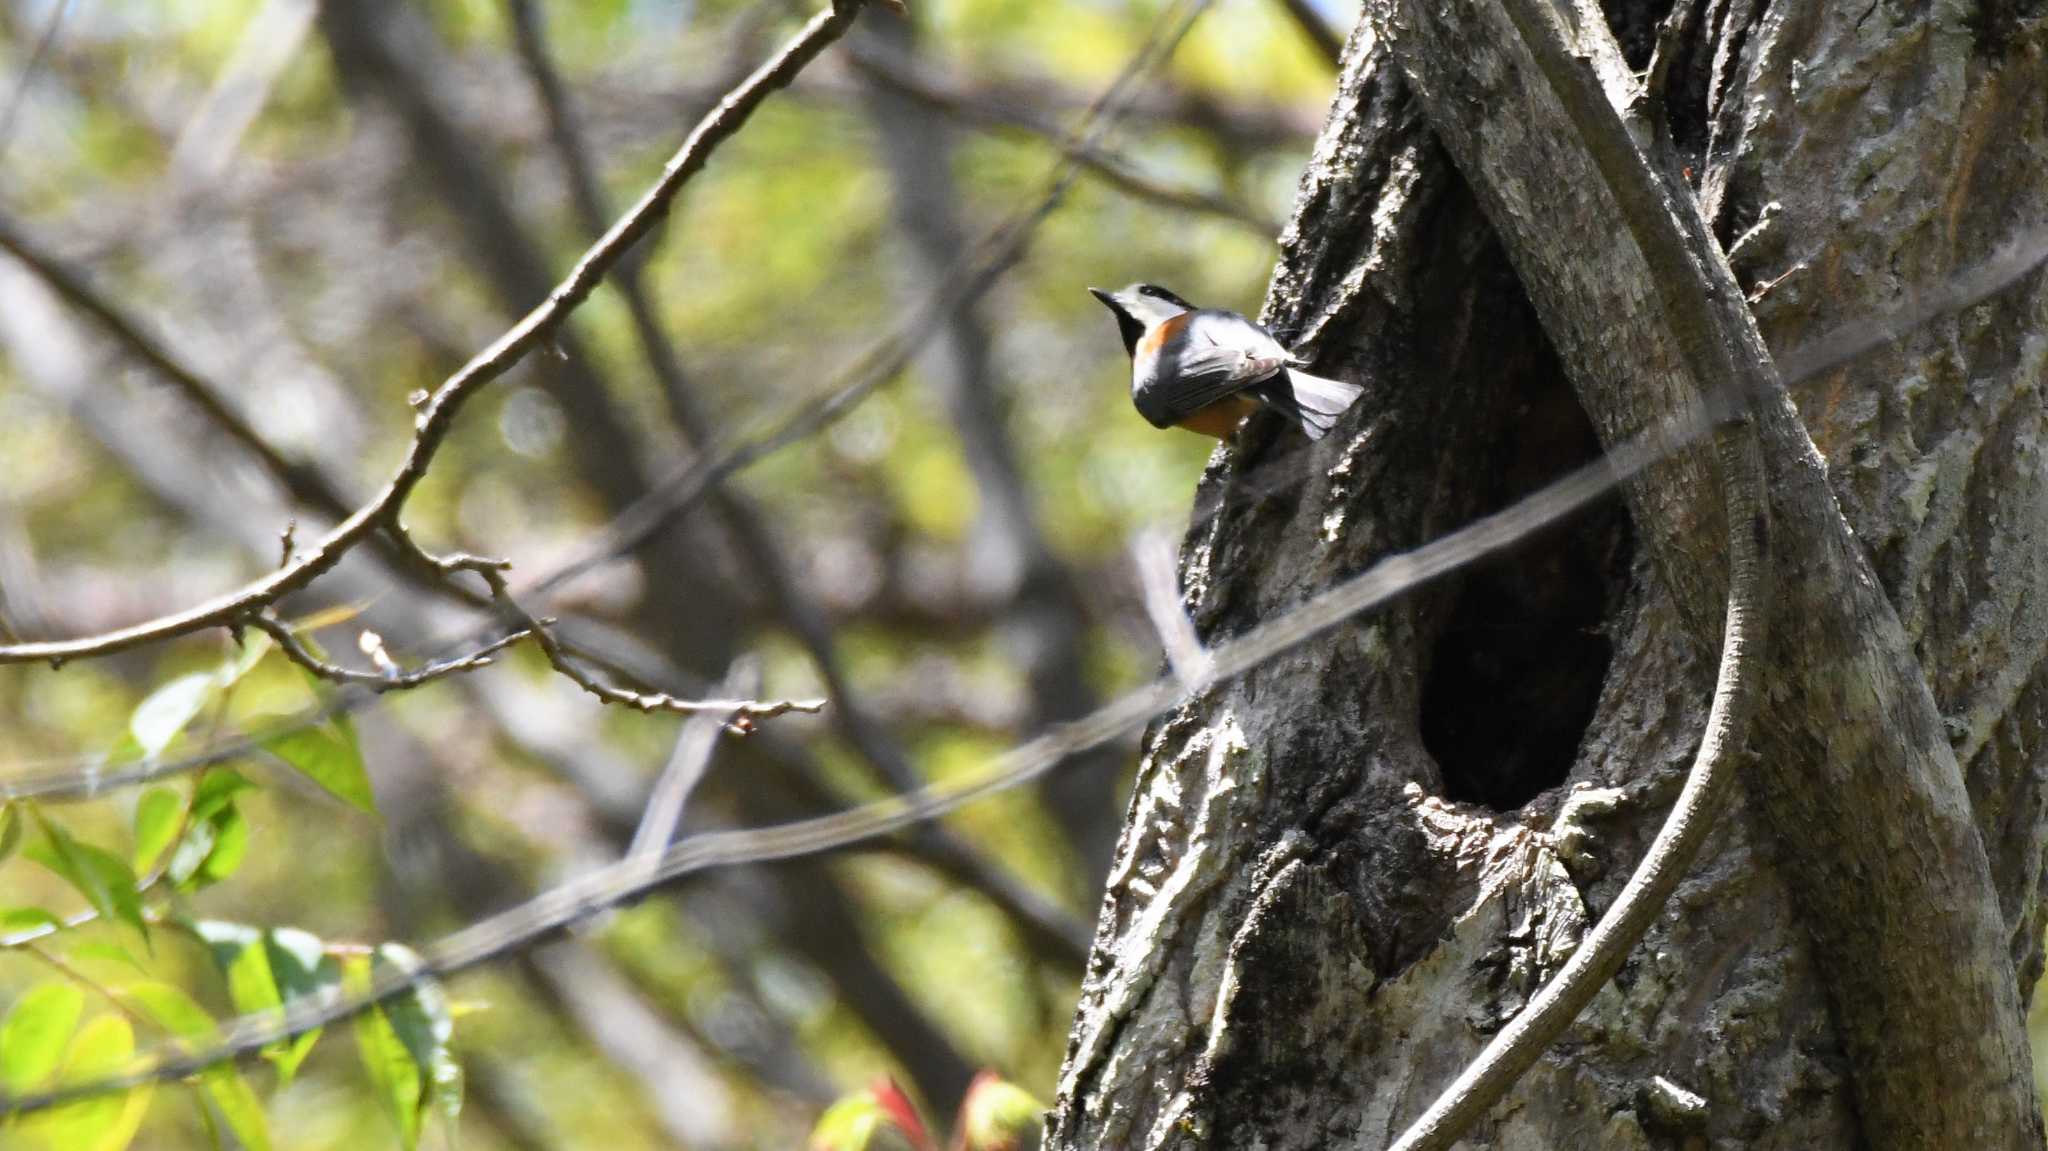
[[1136, 312, 1190, 361], [1174, 393, 1260, 439]]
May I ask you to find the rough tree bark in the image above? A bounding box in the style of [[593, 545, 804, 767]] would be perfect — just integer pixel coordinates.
[[1049, 1, 2048, 1148]]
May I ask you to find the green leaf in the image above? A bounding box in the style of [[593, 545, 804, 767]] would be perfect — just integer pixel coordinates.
[[372, 944, 463, 1145], [262, 928, 337, 1085], [339, 945, 461, 1150], [1, 983, 86, 1092], [66, 942, 146, 974], [372, 946, 451, 1073], [26, 812, 147, 943], [26, 1013, 151, 1151], [188, 770, 252, 821], [131, 787, 184, 875], [221, 632, 274, 686], [190, 922, 338, 1084], [130, 672, 220, 758], [0, 801, 22, 865], [25, 810, 109, 917], [167, 777, 253, 892], [164, 818, 215, 889], [124, 638, 271, 765], [120, 981, 211, 1036], [0, 906, 63, 937], [192, 922, 276, 1014], [122, 982, 271, 1151], [196, 1057, 271, 1151], [264, 720, 374, 814], [348, 956, 422, 1151], [956, 1072, 1045, 1151], [193, 804, 248, 887]]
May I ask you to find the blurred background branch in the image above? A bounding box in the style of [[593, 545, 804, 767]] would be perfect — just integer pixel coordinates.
[[0, 0, 1353, 1145]]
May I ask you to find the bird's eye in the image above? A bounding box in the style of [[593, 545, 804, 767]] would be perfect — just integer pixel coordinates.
[[1140, 285, 1165, 299]]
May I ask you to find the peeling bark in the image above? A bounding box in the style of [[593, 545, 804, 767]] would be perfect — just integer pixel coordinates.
[[1049, 1, 2048, 1146]]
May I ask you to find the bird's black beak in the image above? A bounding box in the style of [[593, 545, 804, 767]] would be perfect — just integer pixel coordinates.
[[1090, 287, 1145, 355]]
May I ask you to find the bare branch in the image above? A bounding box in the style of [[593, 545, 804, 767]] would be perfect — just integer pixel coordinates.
[[2, 211, 2039, 803], [0, 216, 358, 524], [250, 613, 533, 692], [846, 41, 1280, 234], [0, 381, 1745, 1114], [627, 658, 756, 869], [480, 568, 824, 729], [0, 0, 876, 667], [527, 0, 1219, 615]]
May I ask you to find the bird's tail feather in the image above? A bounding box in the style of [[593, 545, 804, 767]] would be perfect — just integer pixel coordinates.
[[1278, 368, 1364, 441]]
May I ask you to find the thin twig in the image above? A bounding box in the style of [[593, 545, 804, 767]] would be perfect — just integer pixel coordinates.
[[251, 613, 534, 692], [845, 41, 1280, 234], [0, 0, 875, 667], [528, 0, 1217, 610], [480, 568, 824, 727], [627, 659, 757, 867], [0, 221, 354, 523], [0, 382, 1749, 1115], [5, 211, 2043, 801], [504, 0, 1086, 962]]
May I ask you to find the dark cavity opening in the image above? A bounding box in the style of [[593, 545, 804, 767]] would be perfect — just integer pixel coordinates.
[[1417, 269, 1634, 811]]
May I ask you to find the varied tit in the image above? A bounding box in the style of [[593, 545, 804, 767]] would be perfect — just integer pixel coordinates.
[[1089, 283, 1364, 441]]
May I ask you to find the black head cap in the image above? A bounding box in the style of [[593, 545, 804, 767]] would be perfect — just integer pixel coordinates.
[[1089, 283, 1193, 354]]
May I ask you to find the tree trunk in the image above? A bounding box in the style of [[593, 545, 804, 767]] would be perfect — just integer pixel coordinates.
[[1048, 1, 2048, 1147]]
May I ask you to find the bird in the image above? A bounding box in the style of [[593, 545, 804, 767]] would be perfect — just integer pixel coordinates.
[[1089, 283, 1364, 441]]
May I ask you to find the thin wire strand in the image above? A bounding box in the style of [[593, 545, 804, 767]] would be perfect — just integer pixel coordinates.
[[0, 387, 1718, 1115], [3, 217, 2042, 799], [5, 208, 2048, 1104]]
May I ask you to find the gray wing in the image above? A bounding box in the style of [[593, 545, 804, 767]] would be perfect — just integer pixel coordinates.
[[1133, 310, 1289, 427]]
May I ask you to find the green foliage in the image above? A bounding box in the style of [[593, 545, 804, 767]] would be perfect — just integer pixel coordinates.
[[17, 1013, 152, 1151], [0, 0, 1350, 1146], [954, 1072, 1045, 1151], [1, 983, 88, 1093], [0, 801, 22, 865], [0, 907, 64, 936], [129, 788, 183, 876], [183, 920, 341, 1087], [123, 633, 273, 762], [254, 929, 338, 1085], [262, 704, 374, 815], [128, 673, 222, 760], [26, 808, 148, 942], [163, 771, 254, 891], [349, 945, 462, 1151], [122, 982, 272, 1151], [808, 1080, 934, 1151]]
